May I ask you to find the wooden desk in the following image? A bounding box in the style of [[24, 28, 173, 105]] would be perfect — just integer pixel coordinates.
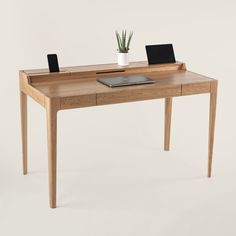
[[19, 61, 217, 208]]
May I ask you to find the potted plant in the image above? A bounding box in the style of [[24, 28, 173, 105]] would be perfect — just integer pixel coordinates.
[[115, 30, 133, 66]]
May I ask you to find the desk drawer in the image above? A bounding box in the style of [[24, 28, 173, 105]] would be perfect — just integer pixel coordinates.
[[60, 94, 96, 109], [97, 85, 181, 105], [182, 82, 211, 95]]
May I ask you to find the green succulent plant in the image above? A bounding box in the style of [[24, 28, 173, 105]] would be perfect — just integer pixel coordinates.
[[115, 30, 133, 53]]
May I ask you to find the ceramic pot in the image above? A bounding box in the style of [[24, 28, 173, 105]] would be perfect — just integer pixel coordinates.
[[117, 53, 129, 66]]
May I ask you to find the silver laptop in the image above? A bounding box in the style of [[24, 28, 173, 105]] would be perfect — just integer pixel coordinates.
[[97, 75, 154, 88]]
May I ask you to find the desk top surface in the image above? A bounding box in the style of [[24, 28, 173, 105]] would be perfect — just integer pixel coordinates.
[[34, 70, 213, 98], [21, 61, 215, 99]]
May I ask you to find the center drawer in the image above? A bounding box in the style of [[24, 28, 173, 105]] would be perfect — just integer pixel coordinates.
[[97, 85, 181, 105]]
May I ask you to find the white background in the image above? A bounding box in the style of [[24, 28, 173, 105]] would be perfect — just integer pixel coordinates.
[[1, 0, 236, 235]]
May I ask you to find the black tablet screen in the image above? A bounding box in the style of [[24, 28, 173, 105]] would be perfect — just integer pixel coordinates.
[[145, 44, 176, 64]]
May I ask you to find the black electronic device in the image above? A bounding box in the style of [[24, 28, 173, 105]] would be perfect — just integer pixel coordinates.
[[47, 54, 60, 72], [145, 44, 176, 65]]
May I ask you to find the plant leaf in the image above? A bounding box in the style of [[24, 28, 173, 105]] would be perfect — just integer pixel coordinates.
[[115, 31, 122, 52], [115, 30, 133, 53], [126, 31, 133, 52]]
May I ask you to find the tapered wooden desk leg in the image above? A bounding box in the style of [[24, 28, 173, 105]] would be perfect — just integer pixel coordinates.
[[208, 81, 218, 177], [20, 91, 27, 175], [164, 98, 172, 151], [46, 99, 58, 208]]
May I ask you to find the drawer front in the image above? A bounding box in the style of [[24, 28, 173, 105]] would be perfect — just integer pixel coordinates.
[[182, 82, 211, 96], [97, 85, 181, 105], [60, 94, 96, 109]]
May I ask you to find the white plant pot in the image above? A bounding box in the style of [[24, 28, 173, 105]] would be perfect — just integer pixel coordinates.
[[117, 53, 129, 66]]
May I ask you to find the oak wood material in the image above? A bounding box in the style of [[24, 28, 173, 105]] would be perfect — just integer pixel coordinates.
[[19, 71, 45, 107], [45, 98, 60, 208], [24, 61, 186, 84], [208, 80, 218, 177], [182, 82, 211, 96], [19, 61, 218, 208], [164, 98, 172, 151], [33, 70, 213, 102], [20, 91, 27, 175], [60, 94, 97, 109], [97, 85, 181, 105]]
